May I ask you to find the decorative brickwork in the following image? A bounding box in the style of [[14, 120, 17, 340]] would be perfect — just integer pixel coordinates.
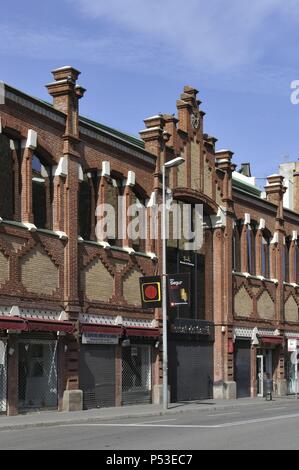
[[234, 285, 252, 317], [21, 244, 59, 295], [123, 268, 143, 306], [204, 160, 213, 199], [190, 140, 200, 191], [285, 294, 298, 322], [0, 251, 9, 284], [1, 67, 299, 412], [81, 257, 114, 302], [0, 234, 25, 252], [257, 290, 275, 320]]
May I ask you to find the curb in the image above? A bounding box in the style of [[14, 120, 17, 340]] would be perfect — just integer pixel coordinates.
[[0, 398, 295, 431]]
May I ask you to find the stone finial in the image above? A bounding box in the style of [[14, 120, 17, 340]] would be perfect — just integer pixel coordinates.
[[140, 115, 165, 162], [46, 65, 85, 115], [51, 66, 81, 82], [215, 150, 234, 171], [265, 174, 286, 222]]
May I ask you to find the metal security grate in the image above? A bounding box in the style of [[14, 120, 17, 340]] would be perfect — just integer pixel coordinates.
[[0, 340, 7, 413], [18, 340, 58, 410], [80, 345, 116, 410], [122, 344, 151, 405]]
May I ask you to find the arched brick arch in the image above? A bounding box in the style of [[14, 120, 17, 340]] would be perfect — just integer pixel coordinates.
[[0, 114, 59, 164], [172, 187, 218, 215]]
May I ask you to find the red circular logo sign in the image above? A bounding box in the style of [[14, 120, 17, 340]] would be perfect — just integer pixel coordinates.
[[144, 284, 158, 300]]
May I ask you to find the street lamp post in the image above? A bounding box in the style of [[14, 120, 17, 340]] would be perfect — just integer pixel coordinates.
[[162, 156, 185, 410]]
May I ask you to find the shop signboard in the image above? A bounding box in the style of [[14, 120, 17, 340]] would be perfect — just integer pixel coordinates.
[[167, 273, 190, 307], [288, 339, 298, 352], [82, 333, 120, 345], [139, 276, 162, 308]]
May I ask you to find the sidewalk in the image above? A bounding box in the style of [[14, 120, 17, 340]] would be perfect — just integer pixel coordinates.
[[0, 396, 297, 431]]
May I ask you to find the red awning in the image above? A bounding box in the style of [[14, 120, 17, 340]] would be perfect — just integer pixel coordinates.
[[26, 319, 74, 333], [80, 324, 122, 335], [259, 335, 284, 345], [0, 316, 27, 331], [125, 327, 160, 338]]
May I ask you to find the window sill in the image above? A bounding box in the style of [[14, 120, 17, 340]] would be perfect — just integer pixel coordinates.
[[80, 239, 157, 259], [233, 271, 278, 284]]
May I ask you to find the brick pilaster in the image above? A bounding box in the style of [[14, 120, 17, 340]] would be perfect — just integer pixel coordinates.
[[213, 227, 225, 385], [20, 145, 34, 224], [53, 175, 65, 232], [7, 336, 18, 416], [265, 175, 286, 323]]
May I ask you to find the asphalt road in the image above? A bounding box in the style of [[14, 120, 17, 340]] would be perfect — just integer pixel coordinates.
[[1, 401, 299, 450]]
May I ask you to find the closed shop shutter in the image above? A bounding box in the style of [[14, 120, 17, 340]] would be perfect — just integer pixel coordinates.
[[80, 344, 115, 409], [169, 340, 213, 402], [234, 339, 251, 398]]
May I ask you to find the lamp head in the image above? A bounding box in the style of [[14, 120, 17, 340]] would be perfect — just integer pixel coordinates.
[[164, 157, 185, 169]]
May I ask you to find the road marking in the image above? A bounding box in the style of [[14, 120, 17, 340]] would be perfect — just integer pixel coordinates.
[[138, 418, 177, 424], [59, 412, 299, 429], [207, 412, 240, 417], [262, 407, 286, 411]]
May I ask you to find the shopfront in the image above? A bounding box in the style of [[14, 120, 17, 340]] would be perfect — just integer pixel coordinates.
[[286, 338, 299, 395], [79, 324, 121, 409], [0, 315, 74, 414], [18, 335, 58, 410], [121, 327, 156, 405], [79, 323, 159, 409], [168, 319, 214, 402], [234, 339, 251, 398], [0, 338, 7, 413], [17, 318, 73, 411], [255, 336, 283, 397], [256, 348, 273, 397]]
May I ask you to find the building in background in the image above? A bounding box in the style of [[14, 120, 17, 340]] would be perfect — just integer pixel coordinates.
[[0, 67, 299, 415]]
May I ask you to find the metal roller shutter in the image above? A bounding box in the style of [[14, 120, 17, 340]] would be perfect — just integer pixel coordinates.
[[80, 344, 115, 409], [169, 340, 213, 402], [234, 339, 251, 398]]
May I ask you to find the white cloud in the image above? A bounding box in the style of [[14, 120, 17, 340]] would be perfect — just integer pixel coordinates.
[[1, 0, 299, 92], [0, 23, 164, 70], [68, 0, 299, 72]]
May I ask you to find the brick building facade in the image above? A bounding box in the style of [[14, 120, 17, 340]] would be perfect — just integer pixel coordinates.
[[0, 66, 298, 415]]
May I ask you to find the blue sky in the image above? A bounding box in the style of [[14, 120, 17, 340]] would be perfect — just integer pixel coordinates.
[[2, 0, 299, 185]]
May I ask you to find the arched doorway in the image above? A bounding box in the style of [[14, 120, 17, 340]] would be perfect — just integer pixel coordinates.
[[167, 199, 215, 402]]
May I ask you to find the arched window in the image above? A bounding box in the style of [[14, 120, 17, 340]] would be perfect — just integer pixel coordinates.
[[295, 238, 299, 285], [0, 133, 19, 221], [261, 231, 271, 278], [293, 239, 298, 284], [246, 224, 256, 275], [283, 237, 291, 283], [32, 154, 53, 229], [105, 176, 124, 246], [166, 202, 212, 321], [130, 189, 146, 253], [78, 171, 128, 245], [232, 222, 241, 272], [78, 174, 92, 240]]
